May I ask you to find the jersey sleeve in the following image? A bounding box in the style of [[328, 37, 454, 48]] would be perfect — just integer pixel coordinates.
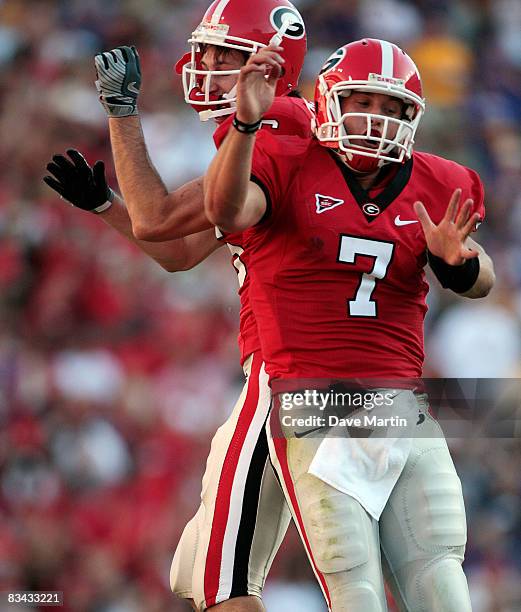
[[214, 130, 303, 239], [257, 97, 314, 138], [215, 223, 246, 246], [250, 130, 298, 220], [288, 98, 315, 138], [212, 97, 314, 149], [465, 167, 485, 227], [421, 153, 487, 229]]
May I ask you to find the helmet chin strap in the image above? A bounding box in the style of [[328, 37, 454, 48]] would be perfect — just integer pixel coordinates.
[[344, 160, 374, 175], [337, 148, 387, 174], [339, 121, 399, 174], [197, 85, 238, 122], [196, 69, 243, 122], [198, 105, 236, 121]]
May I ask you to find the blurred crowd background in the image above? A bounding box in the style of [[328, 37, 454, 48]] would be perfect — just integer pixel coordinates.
[[0, 0, 520, 610]]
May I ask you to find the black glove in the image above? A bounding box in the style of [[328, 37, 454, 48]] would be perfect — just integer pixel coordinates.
[[43, 149, 113, 213]]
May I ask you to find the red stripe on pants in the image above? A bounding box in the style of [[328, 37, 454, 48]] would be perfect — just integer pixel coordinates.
[[269, 401, 332, 610], [204, 354, 262, 607]]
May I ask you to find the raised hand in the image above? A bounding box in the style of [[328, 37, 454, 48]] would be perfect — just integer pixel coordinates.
[[43, 149, 113, 213], [94, 46, 141, 117], [414, 189, 480, 265], [235, 45, 285, 124]]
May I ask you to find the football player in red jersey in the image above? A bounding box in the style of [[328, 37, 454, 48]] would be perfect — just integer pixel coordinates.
[[43, 2, 313, 611], [205, 39, 495, 611]]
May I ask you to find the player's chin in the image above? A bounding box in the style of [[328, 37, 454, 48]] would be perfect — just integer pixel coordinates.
[[346, 144, 378, 156], [358, 139, 380, 150]]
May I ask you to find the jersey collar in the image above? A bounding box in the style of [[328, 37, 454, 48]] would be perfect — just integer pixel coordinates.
[[328, 152, 414, 223]]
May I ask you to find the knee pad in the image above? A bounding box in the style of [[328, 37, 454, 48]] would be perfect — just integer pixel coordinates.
[[382, 441, 470, 611], [296, 477, 387, 611], [328, 582, 386, 612], [299, 476, 372, 574], [405, 448, 467, 552], [415, 557, 471, 612]]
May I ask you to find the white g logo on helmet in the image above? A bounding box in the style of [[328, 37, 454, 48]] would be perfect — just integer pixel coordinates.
[[319, 47, 346, 75], [270, 6, 305, 39]]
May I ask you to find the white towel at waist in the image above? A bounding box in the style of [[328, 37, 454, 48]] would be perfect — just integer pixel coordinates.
[[308, 389, 420, 520]]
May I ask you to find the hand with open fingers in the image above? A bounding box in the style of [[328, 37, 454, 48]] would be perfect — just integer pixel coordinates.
[[414, 188, 480, 266], [235, 45, 285, 125], [94, 45, 141, 117], [43, 149, 113, 213]]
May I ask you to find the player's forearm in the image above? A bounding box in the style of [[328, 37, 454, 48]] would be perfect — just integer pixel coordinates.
[[97, 192, 136, 239], [108, 117, 211, 241], [109, 116, 168, 230], [149, 229, 222, 271], [459, 238, 495, 298], [99, 194, 215, 271], [204, 128, 257, 232], [149, 177, 213, 241]]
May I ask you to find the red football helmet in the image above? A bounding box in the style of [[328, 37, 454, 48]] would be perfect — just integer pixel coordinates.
[[176, 0, 306, 121], [314, 39, 425, 173]]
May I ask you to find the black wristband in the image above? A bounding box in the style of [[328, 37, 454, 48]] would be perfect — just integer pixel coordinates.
[[427, 250, 480, 293], [232, 114, 262, 134]]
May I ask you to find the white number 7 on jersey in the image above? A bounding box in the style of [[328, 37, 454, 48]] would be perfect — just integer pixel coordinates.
[[338, 235, 395, 317]]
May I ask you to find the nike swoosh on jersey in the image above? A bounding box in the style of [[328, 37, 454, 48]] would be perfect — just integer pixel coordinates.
[[394, 215, 418, 226], [127, 82, 140, 94]]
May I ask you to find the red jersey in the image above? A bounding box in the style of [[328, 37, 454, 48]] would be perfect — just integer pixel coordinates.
[[213, 97, 314, 364], [244, 133, 485, 381]]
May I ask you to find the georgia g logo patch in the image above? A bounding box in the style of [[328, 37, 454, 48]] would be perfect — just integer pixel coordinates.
[[362, 203, 381, 216], [270, 6, 305, 39]]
